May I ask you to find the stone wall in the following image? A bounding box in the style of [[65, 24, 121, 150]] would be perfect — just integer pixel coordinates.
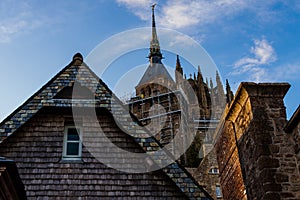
[[215, 82, 300, 200], [215, 119, 247, 200], [193, 149, 223, 200]]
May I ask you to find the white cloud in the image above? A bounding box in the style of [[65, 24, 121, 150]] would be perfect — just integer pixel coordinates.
[[116, 0, 157, 20], [116, 0, 274, 29], [116, 0, 237, 28], [116, 0, 150, 7], [0, 1, 52, 43], [115, 0, 294, 31], [232, 38, 277, 82], [160, 0, 249, 29], [263, 62, 300, 82], [0, 1, 29, 42]]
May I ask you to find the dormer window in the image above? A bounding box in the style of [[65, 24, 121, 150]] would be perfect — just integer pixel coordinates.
[[62, 126, 82, 160]]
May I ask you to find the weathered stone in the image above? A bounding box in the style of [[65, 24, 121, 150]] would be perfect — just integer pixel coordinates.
[[215, 82, 300, 200], [275, 173, 289, 183], [263, 183, 282, 192], [263, 192, 281, 200], [258, 156, 280, 170]]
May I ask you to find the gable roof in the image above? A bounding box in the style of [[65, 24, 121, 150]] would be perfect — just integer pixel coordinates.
[[0, 53, 111, 139], [0, 53, 212, 199]]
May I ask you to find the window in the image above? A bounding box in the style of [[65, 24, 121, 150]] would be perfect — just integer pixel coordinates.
[[63, 126, 82, 160], [209, 168, 219, 174], [216, 186, 222, 198]]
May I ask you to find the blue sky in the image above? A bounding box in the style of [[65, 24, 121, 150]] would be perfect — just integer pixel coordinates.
[[0, 0, 299, 121]]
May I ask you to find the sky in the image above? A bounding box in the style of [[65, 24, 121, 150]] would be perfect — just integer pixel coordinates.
[[0, 0, 299, 121]]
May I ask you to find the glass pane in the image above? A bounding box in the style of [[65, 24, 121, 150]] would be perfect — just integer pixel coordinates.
[[67, 142, 79, 155], [67, 128, 80, 141], [216, 186, 221, 197]]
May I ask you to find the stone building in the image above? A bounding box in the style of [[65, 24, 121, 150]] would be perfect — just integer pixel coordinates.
[[0, 6, 233, 199], [128, 5, 228, 199], [215, 82, 300, 200]]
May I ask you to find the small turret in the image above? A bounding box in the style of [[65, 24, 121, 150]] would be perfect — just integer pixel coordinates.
[[216, 71, 225, 101], [210, 78, 214, 90], [197, 65, 204, 84], [226, 79, 234, 104], [175, 55, 183, 85]]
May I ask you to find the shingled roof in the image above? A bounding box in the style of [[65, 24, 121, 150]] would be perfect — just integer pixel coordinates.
[[0, 53, 213, 199], [136, 62, 175, 87]]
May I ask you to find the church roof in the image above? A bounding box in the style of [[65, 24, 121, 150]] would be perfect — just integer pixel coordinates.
[[136, 4, 175, 88], [136, 62, 174, 87], [0, 53, 213, 199]]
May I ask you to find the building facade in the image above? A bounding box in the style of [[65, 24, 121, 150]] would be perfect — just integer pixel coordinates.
[[0, 53, 214, 199], [128, 5, 229, 199]]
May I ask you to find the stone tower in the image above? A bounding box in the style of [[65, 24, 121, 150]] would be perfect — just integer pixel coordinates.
[[127, 5, 232, 199], [129, 5, 184, 155], [135, 4, 175, 98]]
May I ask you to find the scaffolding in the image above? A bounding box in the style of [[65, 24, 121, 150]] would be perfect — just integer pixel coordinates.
[[128, 90, 189, 157]]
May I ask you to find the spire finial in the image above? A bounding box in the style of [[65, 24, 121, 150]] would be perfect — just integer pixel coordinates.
[[175, 55, 183, 84], [176, 55, 182, 70], [151, 3, 156, 11], [197, 65, 204, 83], [72, 52, 83, 66], [148, 3, 162, 64]]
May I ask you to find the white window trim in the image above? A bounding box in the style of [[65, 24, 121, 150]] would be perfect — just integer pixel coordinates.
[[62, 125, 82, 160], [209, 168, 219, 174]]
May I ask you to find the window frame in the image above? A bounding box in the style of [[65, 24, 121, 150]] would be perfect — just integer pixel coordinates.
[[62, 125, 82, 161], [216, 185, 222, 198], [209, 168, 219, 174]]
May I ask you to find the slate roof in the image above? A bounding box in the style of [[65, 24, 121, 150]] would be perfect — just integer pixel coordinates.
[[136, 62, 174, 87], [0, 53, 213, 199]]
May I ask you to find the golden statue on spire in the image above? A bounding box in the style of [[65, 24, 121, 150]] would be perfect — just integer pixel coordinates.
[[151, 3, 157, 10]]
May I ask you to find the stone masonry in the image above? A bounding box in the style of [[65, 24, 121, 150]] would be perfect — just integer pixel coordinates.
[[215, 82, 300, 200]]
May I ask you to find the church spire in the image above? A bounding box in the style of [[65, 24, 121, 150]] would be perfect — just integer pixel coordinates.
[[197, 65, 204, 83], [176, 55, 183, 74], [175, 55, 183, 84], [148, 4, 162, 64]]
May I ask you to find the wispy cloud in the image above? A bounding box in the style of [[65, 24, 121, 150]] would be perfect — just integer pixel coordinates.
[[263, 61, 300, 82], [0, 0, 62, 43], [116, 0, 249, 28], [0, 1, 53, 43], [232, 38, 277, 82], [116, 0, 157, 20], [115, 0, 287, 29], [160, 0, 249, 29]]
